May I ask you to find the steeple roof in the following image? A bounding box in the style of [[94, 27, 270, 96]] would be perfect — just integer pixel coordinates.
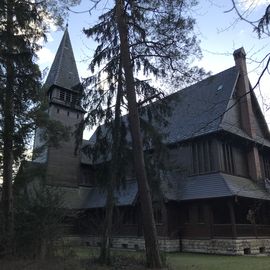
[[44, 27, 80, 92]]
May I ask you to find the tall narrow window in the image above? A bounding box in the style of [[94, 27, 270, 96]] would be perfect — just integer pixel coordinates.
[[198, 143, 204, 172], [222, 143, 234, 174], [192, 140, 213, 175], [192, 143, 199, 174]]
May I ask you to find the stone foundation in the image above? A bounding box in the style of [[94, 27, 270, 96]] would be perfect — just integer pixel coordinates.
[[181, 238, 270, 255], [63, 236, 270, 255], [63, 236, 179, 252]]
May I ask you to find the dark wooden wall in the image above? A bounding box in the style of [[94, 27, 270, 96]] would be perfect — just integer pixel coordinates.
[[46, 102, 83, 187]]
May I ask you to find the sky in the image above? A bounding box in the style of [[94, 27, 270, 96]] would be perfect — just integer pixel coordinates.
[[37, 0, 270, 139]]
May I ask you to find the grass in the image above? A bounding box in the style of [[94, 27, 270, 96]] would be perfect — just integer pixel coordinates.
[[168, 253, 270, 270], [2, 247, 270, 270], [73, 247, 270, 270]]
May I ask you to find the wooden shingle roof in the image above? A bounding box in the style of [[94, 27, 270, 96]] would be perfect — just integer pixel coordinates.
[[60, 172, 270, 209], [155, 66, 240, 143], [44, 28, 81, 92], [59, 181, 138, 209], [87, 66, 240, 147], [161, 172, 270, 201]]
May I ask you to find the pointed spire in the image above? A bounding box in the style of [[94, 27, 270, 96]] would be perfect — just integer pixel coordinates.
[[44, 28, 80, 92]]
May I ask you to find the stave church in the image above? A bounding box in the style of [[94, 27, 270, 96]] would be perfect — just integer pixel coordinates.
[[31, 28, 270, 255]]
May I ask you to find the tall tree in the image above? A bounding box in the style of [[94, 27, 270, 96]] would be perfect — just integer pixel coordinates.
[[0, 0, 80, 253], [82, 27, 128, 264], [98, 63, 124, 264], [82, 0, 205, 267]]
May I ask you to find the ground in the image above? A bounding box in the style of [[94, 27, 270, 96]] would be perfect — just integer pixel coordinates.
[[1, 247, 270, 270]]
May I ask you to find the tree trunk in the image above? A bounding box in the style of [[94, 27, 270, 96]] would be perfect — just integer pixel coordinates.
[[99, 182, 114, 265], [99, 62, 123, 265], [115, 1, 162, 268], [1, 0, 15, 253]]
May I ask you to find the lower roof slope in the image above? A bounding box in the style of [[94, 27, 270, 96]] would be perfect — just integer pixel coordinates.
[[162, 172, 270, 201], [59, 181, 138, 209], [58, 172, 270, 210]]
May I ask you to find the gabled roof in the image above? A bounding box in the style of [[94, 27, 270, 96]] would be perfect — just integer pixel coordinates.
[[87, 64, 270, 151], [162, 172, 270, 201], [83, 64, 270, 171], [157, 66, 240, 144], [84, 66, 241, 158], [44, 28, 81, 92]]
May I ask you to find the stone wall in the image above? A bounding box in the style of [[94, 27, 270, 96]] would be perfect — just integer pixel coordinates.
[[63, 236, 270, 255], [181, 239, 270, 255], [63, 236, 180, 252]]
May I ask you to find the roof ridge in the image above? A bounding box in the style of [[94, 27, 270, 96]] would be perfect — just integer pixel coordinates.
[[55, 29, 68, 86]]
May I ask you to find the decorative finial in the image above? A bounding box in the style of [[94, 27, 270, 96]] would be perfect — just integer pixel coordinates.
[[66, 23, 69, 29]]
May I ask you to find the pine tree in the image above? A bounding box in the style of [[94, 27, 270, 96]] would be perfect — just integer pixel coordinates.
[[82, 0, 206, 267], [83, 22, 128, 264], [0, 0, 80, 254]]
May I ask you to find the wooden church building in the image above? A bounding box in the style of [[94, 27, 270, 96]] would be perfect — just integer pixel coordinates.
[[32, 28, 270, 255]]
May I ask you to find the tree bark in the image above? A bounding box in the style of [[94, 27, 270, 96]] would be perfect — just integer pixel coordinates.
[[115, 1, 162, 268], [1, 0, 15, 252], [99, 183, 114, 265], [99, 62, 123, 265]]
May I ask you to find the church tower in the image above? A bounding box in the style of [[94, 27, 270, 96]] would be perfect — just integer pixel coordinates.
[[34, 27, 84, 187]]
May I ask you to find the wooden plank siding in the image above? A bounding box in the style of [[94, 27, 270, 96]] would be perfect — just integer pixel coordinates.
[[167, 134, 250, 179], [70, 132, 270, 240]]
